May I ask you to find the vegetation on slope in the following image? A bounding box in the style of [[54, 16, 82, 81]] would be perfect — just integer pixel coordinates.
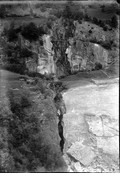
[[0, 76, 67, 172]]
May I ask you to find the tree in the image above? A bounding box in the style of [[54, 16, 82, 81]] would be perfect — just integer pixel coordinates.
[[5, 22, 19, 42], [3, 40, 34, 73], [21, 22, 39, 42], [38, 26, 46, 36]]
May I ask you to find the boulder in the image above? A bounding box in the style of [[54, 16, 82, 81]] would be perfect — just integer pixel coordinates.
[[67, 141, 96, 166], [73, 162, 82, 172]]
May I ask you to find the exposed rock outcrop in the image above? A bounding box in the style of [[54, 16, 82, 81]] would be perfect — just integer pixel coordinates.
[[66, 40, 109, 73], [62, 78, 119, 172]]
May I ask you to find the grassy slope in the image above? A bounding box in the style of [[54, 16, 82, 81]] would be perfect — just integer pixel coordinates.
[[0, 69, 67, 172]]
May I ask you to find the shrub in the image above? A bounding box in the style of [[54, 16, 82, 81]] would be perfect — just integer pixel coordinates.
[[89, 29, 92, 34], [103, 25, 108, 31], [49, 81, 67, 93], [21, 22, 46, 42], [21, 22, 39, 42], [7, 26, 18, 42], [3, 22, 21, 42], [93, 17, 99, 25], [95, 62, 102, 70], [21, 48, 33, 58], [38, 26, 46, 36]]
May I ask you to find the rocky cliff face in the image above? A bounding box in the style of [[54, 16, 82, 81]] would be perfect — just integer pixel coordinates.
[[68, 40, 109, 72], [64, 20, 118, 74]]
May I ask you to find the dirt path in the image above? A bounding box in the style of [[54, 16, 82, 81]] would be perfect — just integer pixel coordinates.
[[62, 76, 119, 172]]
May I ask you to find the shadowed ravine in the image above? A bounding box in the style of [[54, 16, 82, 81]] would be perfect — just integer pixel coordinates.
[[58, 113, 65, 152], [54, 91, 67, 153]]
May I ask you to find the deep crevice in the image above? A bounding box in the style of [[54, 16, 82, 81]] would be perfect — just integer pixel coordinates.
[[58, 113, 65, 153], [54, 92, 66, 153]]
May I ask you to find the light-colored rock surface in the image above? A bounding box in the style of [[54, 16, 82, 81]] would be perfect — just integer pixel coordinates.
[[91, 77, 119, 85], [85, 113, 119, 137], [97, 136, 119, 156], [67, 141, 96, 166], [63, 78, 119, 172]]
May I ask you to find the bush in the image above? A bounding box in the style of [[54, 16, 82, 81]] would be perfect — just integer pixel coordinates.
[[93, 17, 99, 25], [89, 29, 92, 34], [3, 22, 21, 42], [38, 26, 46, 36], [7, 25, 18, 42], [103, 25, 108, 31], [95, 62, 102, 70], [21, 48, 33, 58], [21, 22, 45, 42], [21, 22, 39, 42]]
